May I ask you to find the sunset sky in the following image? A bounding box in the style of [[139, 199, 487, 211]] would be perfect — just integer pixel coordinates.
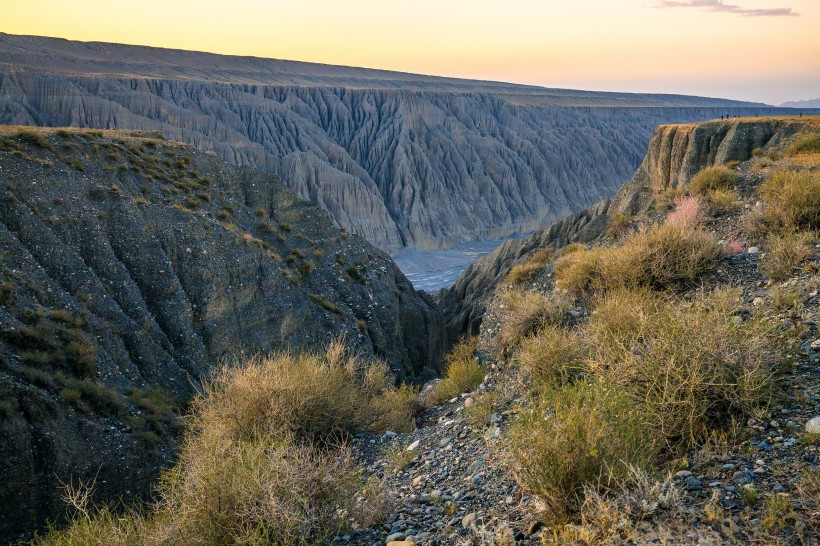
[[3, 0, 819, 104]]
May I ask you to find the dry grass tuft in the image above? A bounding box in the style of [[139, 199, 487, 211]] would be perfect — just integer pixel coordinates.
[[760, 169, 820, 231], [497, 289, 572, 350], [606, 212, 633, 239], [787, 133, 820, 156], [553, 221, 721, 298], [505, 248, 554, 285], [34, 340, 402, 545], [763, 231, 817, 281], [689, 166, 739, 195], [514, 325, 588, 385], [706, 188, 741, 215], [588, 288, 781, 450], [505, 380, 658, 523], [428, 338, 485, 405]]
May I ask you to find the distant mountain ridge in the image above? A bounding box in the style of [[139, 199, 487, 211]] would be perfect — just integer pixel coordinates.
[[0, 33, 785, 251], [779, 98, 820, 108]]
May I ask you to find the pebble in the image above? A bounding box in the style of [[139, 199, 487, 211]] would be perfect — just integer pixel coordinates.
[[685, 476, 703, 490], [461, 512, 478, 528], [385, 532, 406, 542], [748, 246, 759, 254], [806, 416, 820, 434]]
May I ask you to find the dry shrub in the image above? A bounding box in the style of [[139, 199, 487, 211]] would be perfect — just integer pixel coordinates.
[[566, 467, 682, 544], [764, 231, 817, 281], [606, 212, 633, 239], [505, 247, 554, 285], [156, 434, 363, 545], [428, 337, 485, 405], [505, 380, 658, 523], [514, 325, 588, 385], [498, 289, 572, 349], [553, 221, 721, 298], [787, 133, 820, 156], [798, 467, 820, 529], [688, 166, 739, 195], [35, 340, 404, 545], [194, 340, 394, 445], [31, 481, 152, 546], [706, 188, 741, 215], [741, 206, 770, 244], [369, 384, 422, 433], [653, 187, 684, 212], [760, 169, 820, 231], [589, 289, 781, 450]]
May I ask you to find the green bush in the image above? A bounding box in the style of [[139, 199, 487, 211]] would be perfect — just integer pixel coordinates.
[[505, 380, 657, 523]]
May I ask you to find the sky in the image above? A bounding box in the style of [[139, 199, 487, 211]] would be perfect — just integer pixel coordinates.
[[2, 0, 819, 105]]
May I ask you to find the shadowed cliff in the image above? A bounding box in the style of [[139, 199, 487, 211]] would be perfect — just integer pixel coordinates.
[[0, 126, 443, 541]]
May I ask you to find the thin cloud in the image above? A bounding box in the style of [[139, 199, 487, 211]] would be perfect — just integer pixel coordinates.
[[655, 0, 798, 17]]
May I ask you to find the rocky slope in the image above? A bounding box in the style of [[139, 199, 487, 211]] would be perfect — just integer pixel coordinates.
[[0, 127, 443, 541], [439, 117, 820, 338], [344, 118, 820, 545], [0, 33, 791, 251]]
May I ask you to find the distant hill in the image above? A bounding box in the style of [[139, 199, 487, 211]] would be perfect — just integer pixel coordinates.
[[779, 98, 820, 108], [0, 33, 785, 251]]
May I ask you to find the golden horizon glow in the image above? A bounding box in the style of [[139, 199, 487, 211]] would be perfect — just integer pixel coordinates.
[[3, 0, 819, 104]]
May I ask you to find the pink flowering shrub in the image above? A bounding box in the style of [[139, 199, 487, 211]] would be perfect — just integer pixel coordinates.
[[666, 196, 704, 228]]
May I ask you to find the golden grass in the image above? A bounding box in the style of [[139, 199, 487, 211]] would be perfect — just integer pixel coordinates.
[[33, 340, 407, 545], [688, 166, 739, 195], [505, 380, 658, 523], [553, 222, 721, 298], [428, 337, 485, 405], [706, 188, 741, 215], [763, 231, 817, 281], [497, 289, 572, 350], [760, 169, 820, 231], [505, 248, 555, 285]]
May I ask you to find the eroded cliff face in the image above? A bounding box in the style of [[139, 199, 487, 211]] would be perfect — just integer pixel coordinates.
[[0, 128, 443, 541], [0, 33, 783, 251], [438, 118, 818, 338]]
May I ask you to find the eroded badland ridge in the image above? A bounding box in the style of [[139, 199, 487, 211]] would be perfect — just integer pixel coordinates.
[[0, 33, 796, 252]]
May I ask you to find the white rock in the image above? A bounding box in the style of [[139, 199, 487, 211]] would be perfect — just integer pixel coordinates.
[[464, 397, 474, 408], [806, 416, 820, 435], [748, 246, 759, 254], [407, 440, 420, 451]]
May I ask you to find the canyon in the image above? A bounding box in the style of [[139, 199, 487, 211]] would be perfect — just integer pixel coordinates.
[[0, 33, 790, 254]]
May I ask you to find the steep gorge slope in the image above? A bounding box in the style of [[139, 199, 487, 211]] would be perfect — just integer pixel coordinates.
[[0, 127, 443, 541], [439, 117, 820, 337], [0, 33, 788, 251]]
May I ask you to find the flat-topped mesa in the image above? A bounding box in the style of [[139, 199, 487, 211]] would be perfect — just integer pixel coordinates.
[[0, 126, 444, 541], [438, 117, 820, 339], [0, 33, 796, 251]]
